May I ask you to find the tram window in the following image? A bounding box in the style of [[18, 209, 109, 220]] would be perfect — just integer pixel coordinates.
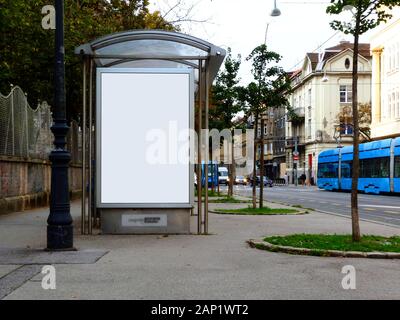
[[395, 156, 400, 178], [318, 162, 338, 178], [341, 161, 352, 178], [360, 157, 390, 178]]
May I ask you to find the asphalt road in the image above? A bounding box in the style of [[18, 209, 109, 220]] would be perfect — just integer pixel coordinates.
[[228, 185, 400, 227]]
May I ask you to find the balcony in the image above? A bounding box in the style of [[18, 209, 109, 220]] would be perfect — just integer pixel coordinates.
[[285, 136, 305, 148], [287, 107, 305, 122]]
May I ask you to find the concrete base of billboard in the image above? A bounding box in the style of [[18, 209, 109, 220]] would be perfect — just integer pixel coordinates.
[[100, 208, 191, 234]]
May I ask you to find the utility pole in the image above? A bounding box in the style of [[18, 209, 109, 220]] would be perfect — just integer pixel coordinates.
[[47, 0, 74, 250]]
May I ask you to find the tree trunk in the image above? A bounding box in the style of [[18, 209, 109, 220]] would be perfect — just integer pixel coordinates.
[[252, 114, 259, 209], [228, 133, 233, 197], [259, 118, 265, 208], [351, 20, 361, 242], [228, 132, 234, 197], [209, 148, 214, 193]]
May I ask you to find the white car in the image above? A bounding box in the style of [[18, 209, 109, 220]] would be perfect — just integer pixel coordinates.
[[234, 176, 248, 185], [218, 167, 229, 185]]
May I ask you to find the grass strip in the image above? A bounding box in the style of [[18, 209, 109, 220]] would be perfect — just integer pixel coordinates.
[[263, 234, 400, 253]]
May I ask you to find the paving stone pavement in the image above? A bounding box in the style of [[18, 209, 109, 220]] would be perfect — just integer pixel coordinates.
[[1, 200, 400, 300]]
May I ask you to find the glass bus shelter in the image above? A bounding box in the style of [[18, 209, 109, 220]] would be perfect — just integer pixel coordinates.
[[75, 30, 225, 235]]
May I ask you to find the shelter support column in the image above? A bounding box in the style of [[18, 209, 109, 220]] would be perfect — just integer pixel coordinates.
[[81, 57, 87, 235], [197, 60, 203, 235], [88, 59, 94, 235], [204, 60, 210, 235]]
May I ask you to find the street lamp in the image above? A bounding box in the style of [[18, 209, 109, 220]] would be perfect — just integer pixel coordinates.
[[47, 0, 74, 251], [271, 0, 281, 16], [322, 71, 329, 82], [264, 22, 270, 45]]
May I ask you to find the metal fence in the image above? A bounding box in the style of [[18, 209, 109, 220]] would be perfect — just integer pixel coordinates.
[[0, 85, 83, 163]]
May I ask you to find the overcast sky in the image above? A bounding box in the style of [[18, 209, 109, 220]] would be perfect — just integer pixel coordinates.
[[150, 0, 372, 84]]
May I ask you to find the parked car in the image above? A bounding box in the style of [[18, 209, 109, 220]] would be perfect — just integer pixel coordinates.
[[249, 175, 273, 187], [234, 175, 248, 185]]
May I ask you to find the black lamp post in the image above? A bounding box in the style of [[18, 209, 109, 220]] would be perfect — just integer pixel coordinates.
[[47, 0, 74, 250]]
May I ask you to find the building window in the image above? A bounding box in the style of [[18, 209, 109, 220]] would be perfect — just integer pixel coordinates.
[[340, 85, 352, 103], [307, 118, 311, 139], [340, 123, 353, 135], [345, 58, 350, 69], [264, 124, 267, 135], [308, 88, 312, 107]]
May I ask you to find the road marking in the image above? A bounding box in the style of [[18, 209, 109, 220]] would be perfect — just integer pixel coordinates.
[[359, 205, 400, 209], [332, 203, 341, 206], [315, 209, 400, 228], [384, 211, 400, 214], [364, 208, 376, 211]]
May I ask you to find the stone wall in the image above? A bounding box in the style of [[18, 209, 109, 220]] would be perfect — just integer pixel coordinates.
[[0, 156, 82, 215]]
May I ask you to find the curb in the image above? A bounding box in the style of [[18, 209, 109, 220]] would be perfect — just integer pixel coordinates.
[[209, 209, 308, 215], [249, 197, 400, 230], [247, 239, 400, 259]]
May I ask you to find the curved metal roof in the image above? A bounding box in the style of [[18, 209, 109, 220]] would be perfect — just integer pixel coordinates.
[[75, 30, 226, 83]]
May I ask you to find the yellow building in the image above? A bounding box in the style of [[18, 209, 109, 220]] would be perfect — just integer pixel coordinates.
[[285, 41, 372, 184], [370, 8, 400, 139]]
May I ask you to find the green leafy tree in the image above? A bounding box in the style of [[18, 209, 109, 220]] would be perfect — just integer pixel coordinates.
[[244, 44, 291, 208], [210, 48, 242, 196], [0, 0, 175, 120], [327, 0, 400, 242]]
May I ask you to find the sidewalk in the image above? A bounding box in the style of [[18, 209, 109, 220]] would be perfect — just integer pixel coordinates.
[[1, 199, 400, 299]]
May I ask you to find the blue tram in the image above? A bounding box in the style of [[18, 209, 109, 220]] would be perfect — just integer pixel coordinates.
[[317, 137, 400, 194], [200, 161, 219, 187]]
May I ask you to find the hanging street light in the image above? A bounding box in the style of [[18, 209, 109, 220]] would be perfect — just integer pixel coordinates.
[[271, 0, 282, 16]]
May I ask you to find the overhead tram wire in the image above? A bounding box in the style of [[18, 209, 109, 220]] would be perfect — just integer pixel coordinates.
[[287, 30, 342, 72], [281, 1, 331, 4]]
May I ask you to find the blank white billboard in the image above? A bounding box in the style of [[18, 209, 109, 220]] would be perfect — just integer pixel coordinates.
[[98, 69, 193, 206]]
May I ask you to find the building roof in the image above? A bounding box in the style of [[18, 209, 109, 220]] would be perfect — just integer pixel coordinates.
[[325, 41, 371, 59], [288, 69, 302, 80], [306, 53, 319, 71], [305, 41, 371, 72]]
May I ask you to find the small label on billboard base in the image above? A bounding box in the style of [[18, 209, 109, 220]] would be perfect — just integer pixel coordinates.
[[122, 214, 167, 227]]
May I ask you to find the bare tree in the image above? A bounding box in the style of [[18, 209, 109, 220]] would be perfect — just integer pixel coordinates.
[[155, 0, 211, 29]]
